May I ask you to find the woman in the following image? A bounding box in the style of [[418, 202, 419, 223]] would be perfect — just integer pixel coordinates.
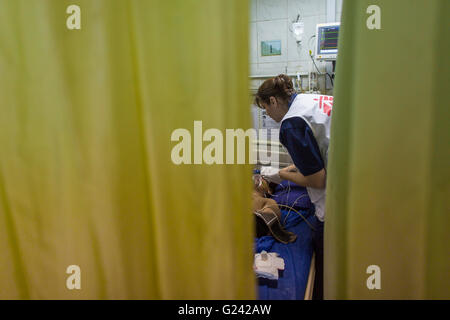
[[254, 74, 333, 300]]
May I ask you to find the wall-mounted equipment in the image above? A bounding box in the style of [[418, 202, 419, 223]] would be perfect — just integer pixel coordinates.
[[315, 22, 340, 61]]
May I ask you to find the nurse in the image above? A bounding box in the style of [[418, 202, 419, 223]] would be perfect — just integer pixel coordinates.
[[255, 74, 333, 300]]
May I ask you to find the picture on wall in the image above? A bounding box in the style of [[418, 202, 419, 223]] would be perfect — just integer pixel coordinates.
[[261, 40, 282, 56]]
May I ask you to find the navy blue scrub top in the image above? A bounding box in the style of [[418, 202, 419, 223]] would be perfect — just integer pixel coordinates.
[[279, 94, 325, 176]]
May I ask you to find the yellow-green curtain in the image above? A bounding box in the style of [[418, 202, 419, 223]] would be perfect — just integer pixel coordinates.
[[326, 0, 450, 299], [0, 0, 254, 299]]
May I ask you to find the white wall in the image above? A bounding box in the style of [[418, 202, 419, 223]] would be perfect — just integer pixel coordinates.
[[250, 0, 343, 93]]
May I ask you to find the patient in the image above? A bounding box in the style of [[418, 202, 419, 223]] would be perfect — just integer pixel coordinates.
[[253, 173, 315, 300], [252, 175, 279, 216], [252, 174, 297, 244]]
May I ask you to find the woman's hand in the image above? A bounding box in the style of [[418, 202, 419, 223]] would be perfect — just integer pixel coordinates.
[[279, 164, 297, 174], [279, 167, 326, 189], [260, 166, 282, 184]]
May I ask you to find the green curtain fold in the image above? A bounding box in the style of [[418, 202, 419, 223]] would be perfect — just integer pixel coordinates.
[[0, 0, 254, 299], [326, 0, 450, 299]]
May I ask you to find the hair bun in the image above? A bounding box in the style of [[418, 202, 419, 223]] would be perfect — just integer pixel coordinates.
[[274, 74, 294, 95], [255, 74, 295, 108]]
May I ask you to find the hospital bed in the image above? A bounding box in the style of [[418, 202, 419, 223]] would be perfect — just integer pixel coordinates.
[[254, 180, 316, 300]]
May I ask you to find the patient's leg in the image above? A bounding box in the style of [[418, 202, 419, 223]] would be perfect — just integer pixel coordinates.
[[252, 192, 281, 218]]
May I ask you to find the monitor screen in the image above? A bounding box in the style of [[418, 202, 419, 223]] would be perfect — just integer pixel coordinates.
[[317, 24, 339, 56]]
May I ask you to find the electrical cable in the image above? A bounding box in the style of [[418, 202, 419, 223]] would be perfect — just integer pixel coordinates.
[[277, 204, 316, 231], [256, 169, 315, 232], [283, 193, 308, 225], [257, 202, 316, 232], [309, 51, 334, 87], [308, 34, 334, 87]]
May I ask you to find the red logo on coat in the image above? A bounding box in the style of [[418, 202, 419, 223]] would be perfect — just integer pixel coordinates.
[[314, 96, 333, 116]]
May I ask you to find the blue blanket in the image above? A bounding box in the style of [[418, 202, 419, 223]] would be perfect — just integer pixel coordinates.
[[255, 180, 314, 300]]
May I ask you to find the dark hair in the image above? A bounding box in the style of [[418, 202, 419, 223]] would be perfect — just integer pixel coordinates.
[[254, 74, 295, 109]]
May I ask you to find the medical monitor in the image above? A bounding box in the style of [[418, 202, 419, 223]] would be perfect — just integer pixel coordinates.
[[316, 22, 340, 61]]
